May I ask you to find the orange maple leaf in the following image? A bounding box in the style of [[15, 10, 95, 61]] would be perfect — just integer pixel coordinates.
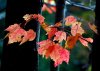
[[66, 33, 81, 49], [66, 33, 93, 49]]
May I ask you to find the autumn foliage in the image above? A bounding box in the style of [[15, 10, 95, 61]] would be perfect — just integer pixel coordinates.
[[5, 14, 95, 67]]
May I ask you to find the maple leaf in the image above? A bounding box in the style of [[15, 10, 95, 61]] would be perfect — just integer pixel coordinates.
[[27, 29, 36, 41], [49, 44, 61, 65], [37, 39, 54, 57], [23, 14, 32, 21], [71, 22, 85, 36], [42, 4, 53, 14], [79, 37, 93, 47], [7, 28, 27, 44], [53, 31, 66, 43], [20, 29, 36, 45], [45, 45, 55, 58], [42, 4, 47, 11], [85, 38, 93, 43], [5, 24, 26, 44], [38, 41, 70, 67], [88, 23, 98, 34], [5, 24, 20, 33], [47, 27, 58, 39], [65, 15, 77, 26], [66, 33, 81, 49], [32, 14, 45, 24], [54, 47, 70, 67], [45, 4, 53, 14], [50, 6, 56, 12], [37, 14, 45, 24], [66, 32, 93, 48], [5, 24, 36, 44], [42, 4, 56, 14], [49, 44, 70, 67], [32, 14, 38, 19]]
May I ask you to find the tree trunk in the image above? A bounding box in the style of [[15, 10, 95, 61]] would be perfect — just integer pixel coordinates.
[[92, 5, 100, 71], [1, 0, 42, 71], [55, 0, 65, 23]]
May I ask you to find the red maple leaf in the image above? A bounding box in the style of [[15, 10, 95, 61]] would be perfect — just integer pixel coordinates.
[[5, 24, 36, 44], [37, 39, 54, 57], [47, 27, 58, 39], [32, 14, 38, 19], [37, 40, 70, 67], [5, 24, 20, 32], [7, 27, 27, 44], [50, 44, 70, 67], [32, 14, 45, 24], [20, 29, 36, 45], [53, 31, 66, 43], [37, 14, 45, 24]]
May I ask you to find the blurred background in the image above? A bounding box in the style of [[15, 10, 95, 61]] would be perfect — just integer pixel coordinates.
[[0, 0, 6, 70], [0, 0, 95, 71]]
